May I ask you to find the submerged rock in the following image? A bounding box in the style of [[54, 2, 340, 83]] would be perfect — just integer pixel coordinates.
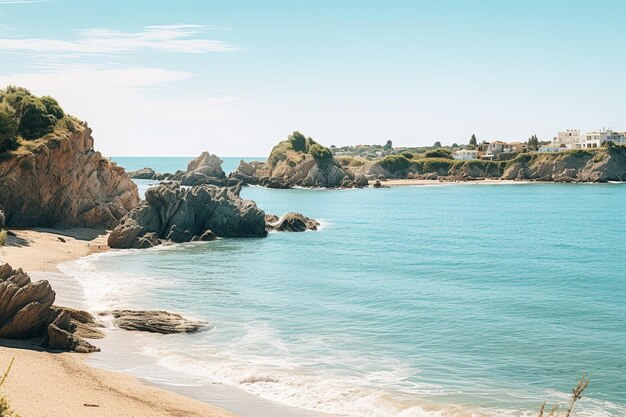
[[266, 212, 320, 232], [108, 183, 267, 249], [104, 310, 208, 334]]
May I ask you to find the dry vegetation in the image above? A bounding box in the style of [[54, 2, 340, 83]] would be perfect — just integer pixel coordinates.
[[0, 358, 19, 417], [538, 374, 590, 417]]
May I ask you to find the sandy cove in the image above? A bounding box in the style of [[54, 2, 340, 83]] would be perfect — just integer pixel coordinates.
[[370, 178, 531, 187], [0, 228, 237, 417]]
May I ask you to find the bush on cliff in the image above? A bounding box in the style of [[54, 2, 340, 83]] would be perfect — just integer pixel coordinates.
[[0, 104, 18, 153], [0, 86, 65, 142], [380, 154, 412, 173], [423, 149, 453, 159]]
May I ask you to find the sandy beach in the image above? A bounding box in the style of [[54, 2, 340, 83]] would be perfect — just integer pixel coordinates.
[[0, 228, 238, 417], [370, 178, 531, 187]]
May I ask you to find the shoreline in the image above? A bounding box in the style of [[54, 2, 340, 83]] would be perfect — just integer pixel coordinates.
[[0, 228, 239, 417]]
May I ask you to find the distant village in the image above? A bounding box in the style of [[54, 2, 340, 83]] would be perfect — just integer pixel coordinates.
[[331, 128, 626, 161]]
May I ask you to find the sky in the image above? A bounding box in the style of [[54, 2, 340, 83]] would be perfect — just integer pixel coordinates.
[[0, 0, 624, 156]]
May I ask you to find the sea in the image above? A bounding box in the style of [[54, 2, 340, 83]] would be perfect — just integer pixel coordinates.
[[57, 156, 626, 417]]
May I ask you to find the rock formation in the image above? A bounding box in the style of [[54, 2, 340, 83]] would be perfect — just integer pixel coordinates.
[[128, 167, 156, 179], [266, 212, 320, 232], [103, 310, 208, 334], [0, 120, 139, 228], [502, 146, 626, 182], [230, 132, 367, 188], [169, 151, 239, 187], [108, 183, 267, 249], [0, 263, 100, 352]]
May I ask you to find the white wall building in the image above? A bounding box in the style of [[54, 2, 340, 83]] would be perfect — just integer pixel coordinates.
[[547, 128, 626, 151], [453, 149, 478, 160], [553, 130, 582, 149], [580, 129, 626, 149]]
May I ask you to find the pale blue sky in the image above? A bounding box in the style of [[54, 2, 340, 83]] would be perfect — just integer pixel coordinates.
[[0, 0, 624, 156]]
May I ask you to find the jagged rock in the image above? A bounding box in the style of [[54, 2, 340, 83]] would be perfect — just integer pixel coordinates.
[[128, 167, 156, 179], [47, 310, 100, 353], [104, 310, 208, 334], [230, 132, 361, 188], [0, 265, 56, 339], [266, 212, 320, 232], [108, 183, 267, 249], [0, 264, 100, 352], [0, 121, 139, 228], [173, 151, 239, 186]]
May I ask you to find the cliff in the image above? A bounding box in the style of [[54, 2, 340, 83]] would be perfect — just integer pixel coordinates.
[[231, 132, 367, 188], [0, 119, 139, 228], [502, 146, 626, 182]]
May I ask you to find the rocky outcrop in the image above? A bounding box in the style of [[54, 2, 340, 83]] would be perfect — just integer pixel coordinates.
[[0, 264, 56, 338], [0, 263, 100, 352], [108, 183, 267, 249], [230, 132, 367, 188], [266, 212, 320, 232], [46, 307, 101, 353], [170, 151, 240, 187], [502, 147, 626, 182], [103, 310, 208, 334], [0, 121, 139, 228], [128, 167, 156, 179]]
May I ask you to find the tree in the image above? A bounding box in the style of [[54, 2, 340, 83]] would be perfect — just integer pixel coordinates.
[[288, 131, 307, 152], [433, 141, 442, 148], [383, 140, 393, 150], [0, 103, 18, 153], [527, 134, 539, 151], [469, 134, 477, 146]]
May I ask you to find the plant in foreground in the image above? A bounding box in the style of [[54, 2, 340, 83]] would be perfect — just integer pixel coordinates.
[[0, 357, 19, 417], [538, 374, 590, 417]]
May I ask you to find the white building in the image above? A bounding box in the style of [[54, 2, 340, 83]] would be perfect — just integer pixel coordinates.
[[546, 128, 626, 152], [580, 129, 626, 149], [553, 130, 583, 149], [453, 149, 478, 160]]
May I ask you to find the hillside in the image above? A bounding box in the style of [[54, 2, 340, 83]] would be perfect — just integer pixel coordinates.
[[0, 86, 139, 228]]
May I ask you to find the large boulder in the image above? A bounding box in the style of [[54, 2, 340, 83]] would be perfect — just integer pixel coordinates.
[[0, 121, 140, 228], [230, 132, 360, 188], [108, 183, 267, 249], [0, 263, 100, 352]]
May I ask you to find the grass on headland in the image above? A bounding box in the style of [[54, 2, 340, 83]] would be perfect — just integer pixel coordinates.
[[537, 374, 589, 417]]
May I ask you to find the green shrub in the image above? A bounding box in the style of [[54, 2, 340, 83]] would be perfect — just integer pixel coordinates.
[[0, 231, 6, 246], [424, 149, 453, 159], [309, 143, 333, 164], [288, 131, 307, 152], [0, 86, 64, 141], [0, 104, 18, 153], [380, 154, 412, 173]]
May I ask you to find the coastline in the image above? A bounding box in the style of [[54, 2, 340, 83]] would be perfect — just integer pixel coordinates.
[[370, 178, 531, 187], [0, 228, 239, 417]]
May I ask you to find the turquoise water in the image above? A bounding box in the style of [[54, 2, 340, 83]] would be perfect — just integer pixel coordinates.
[[66, 158, 626, 416]]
